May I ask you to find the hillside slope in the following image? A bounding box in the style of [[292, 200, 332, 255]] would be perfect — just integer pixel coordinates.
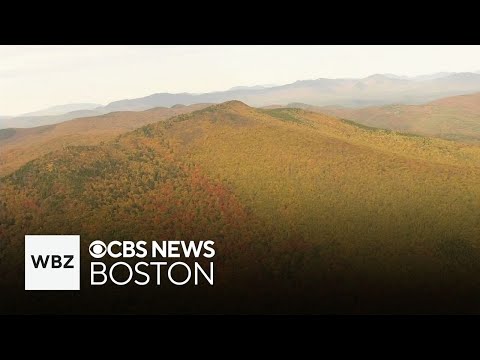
[[1, 101, 479, 313], [317, 92, 480, 142], [0, 103, 210, 176]]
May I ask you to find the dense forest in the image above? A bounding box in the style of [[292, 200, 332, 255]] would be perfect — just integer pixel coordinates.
[[1, 101, 480, 313], [0, 103, 210, 176]]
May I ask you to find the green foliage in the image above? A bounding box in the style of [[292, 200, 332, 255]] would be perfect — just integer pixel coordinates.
[[262, 109, 300, 122], [339, 118, 387, 132], [0, 128, 15, 140]]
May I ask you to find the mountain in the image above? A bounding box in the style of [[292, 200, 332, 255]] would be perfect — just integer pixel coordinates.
[[228, 84, 275, 91], [5, 72, 480, 130], [1, 101, 480, 314], [316, 92, 480, 143], [1, 104, 103, 128], [382, 72, 455, 81], [0, 103, 211, 176], [98, 72, 480, 111], [102, 93, 199, 112], [19, 103, 102, 117], [1, 103, 105, 129], [0, 116, 12, 128], [0, 109, 105, 129], [412, 72, 455, 81], [381, 73, 410, 80]]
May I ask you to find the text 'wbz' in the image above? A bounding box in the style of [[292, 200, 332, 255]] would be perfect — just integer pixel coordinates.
[[89, 240, 215, 286]]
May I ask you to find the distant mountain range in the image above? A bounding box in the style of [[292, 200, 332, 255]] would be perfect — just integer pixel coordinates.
[[0, 104, 103, 129], [381, 72, 455, 81], [228, 84, 276, 91], [100, 72, 480, 112], [3, 72, 480, 129], [0, 109, 108, 129], [19, 103, 102, 117]]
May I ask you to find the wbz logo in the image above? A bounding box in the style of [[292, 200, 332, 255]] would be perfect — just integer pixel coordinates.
[[25, 235, 80, 290], [31, 254, 74, 269]]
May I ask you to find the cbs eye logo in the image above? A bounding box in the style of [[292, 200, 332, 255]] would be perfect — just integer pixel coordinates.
[[89, 240, 107, 258], [88, 240, 147, 258]]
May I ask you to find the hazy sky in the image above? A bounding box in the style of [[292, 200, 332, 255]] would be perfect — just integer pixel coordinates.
[[1, 45, 480, 115]]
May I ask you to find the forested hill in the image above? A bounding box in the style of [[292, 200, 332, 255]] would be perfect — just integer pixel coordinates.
[[1, 101, 480, 313], [0, 103, 211, 176]]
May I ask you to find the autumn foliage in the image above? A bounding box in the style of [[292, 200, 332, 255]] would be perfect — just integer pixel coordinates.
[[1, 101, 480, 313]]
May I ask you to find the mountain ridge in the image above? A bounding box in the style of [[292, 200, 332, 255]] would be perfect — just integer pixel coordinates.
[[0, 103, 211, 176], [19, 103, 102, 117], [98, 72, 480, 111], [4, 72, 480, 129], [316, 92, 480, 143]]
